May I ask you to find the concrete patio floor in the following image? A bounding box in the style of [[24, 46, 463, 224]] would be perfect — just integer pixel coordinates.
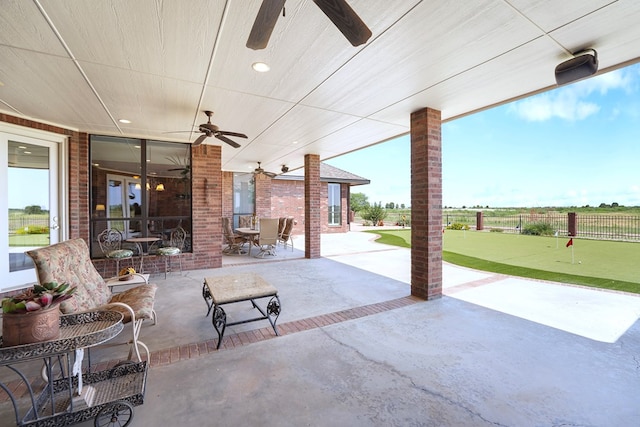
[[2, 226, 640, 426]]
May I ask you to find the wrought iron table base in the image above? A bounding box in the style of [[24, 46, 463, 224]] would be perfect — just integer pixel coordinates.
[[202, 281, 281, 349]]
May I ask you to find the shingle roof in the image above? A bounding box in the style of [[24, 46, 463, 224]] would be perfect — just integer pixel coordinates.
[[275, 162, 370, 186]]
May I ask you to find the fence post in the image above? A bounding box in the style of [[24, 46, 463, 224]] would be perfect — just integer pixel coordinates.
[[476, 211, 484, 231], [568, 212, 577, 236]]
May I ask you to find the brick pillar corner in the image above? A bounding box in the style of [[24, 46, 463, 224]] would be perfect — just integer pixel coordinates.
[[304, 154, 321, 258], [410, 107, 442, 300]]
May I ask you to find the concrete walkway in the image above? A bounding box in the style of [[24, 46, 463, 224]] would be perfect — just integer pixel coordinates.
[[2, 227, 639, 426]]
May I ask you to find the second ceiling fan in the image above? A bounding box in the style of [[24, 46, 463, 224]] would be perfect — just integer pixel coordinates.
[[253, 162, 278, 178], [191, 110, 247, 147], [247, 0, 372, 50]]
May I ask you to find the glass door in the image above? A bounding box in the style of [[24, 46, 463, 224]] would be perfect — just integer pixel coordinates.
[[1, 134, 61, 291]]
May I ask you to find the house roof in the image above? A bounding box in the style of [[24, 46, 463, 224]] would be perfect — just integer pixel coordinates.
[[1, 1, 639, 173], [276, 163, 370, 186]]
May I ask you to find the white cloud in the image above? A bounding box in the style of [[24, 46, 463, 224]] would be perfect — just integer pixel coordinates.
[[508, 66, 638, 122], [509, 92, 599, 122]]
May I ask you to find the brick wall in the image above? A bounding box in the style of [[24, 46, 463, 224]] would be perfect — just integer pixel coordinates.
[[1, 113, 223, 276], [270, 180, 349, 233]]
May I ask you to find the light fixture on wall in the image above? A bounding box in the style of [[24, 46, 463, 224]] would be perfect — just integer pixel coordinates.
[[134, 183, 141, 190], [146, 182, 151, 191], [555, 49, 598, 86], [95, 204, 106, 217], [155, 183, 165, 191]]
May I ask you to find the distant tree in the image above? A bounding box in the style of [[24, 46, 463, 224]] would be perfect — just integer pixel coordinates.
[[612, 202, 619, 207], [599, 203, 610, 208], [462, 205, 467, 209], [24, 205, 43, 214], [400, 203, 405, 209], [350, 192, 369, 213], [388, 202, 395, 209]]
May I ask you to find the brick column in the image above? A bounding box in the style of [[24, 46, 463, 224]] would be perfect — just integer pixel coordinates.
[[410, 107, 442, 300], [476, 211, 484, 231], [254, 173, 272, 218], [568, 212, 577, 237], [190, 144, 222, 269], [305, 154, 321, 258]]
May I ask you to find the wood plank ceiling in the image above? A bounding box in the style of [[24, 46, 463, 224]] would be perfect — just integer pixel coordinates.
[[1, 0, 639, 174]]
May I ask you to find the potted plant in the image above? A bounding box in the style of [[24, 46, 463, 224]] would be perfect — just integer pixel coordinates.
[[1, 282, 76, 347]]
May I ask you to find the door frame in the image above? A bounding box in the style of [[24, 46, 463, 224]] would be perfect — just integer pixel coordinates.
[[0, 122, 68, 291]]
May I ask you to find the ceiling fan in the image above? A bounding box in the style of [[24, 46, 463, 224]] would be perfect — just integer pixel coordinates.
[[253, 162, 278, 178], [190, 110, 247, 147], [247, 0, 372, 50]]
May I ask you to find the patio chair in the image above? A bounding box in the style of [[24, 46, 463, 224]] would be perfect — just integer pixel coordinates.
[[222, 217, 246, 255], [254, 218, 279, 258], [156, 226, 186, 279], [238, 215, 252, 228], [97, 229, 134, 276], [26, 238, 157, 362], [278, 217, 295, 251], [277, 217, 286, 239]]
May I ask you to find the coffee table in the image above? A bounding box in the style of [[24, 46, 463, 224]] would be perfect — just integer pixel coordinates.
[[202, 273, 281, 349]]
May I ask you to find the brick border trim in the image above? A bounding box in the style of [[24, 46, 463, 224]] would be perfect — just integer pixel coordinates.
[[0, 296, 420, 402]]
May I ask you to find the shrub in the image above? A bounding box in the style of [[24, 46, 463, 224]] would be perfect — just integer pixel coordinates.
[[447, 222, 469, 230], [15, 225, 50, 235], [521, 222, 555, 236], [489, 228, 504, 232], [362, 203, 387, 226]]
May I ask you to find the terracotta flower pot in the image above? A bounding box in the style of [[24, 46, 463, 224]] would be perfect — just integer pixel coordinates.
[[2, 305, 61, 347]]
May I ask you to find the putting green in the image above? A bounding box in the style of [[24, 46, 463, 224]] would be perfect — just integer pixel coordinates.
[[367, 229, 640, 286]]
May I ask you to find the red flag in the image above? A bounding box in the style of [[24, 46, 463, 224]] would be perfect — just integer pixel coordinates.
[[566, 238, 573, 248]]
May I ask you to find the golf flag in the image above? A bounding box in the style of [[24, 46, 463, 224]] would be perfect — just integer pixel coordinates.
[[566, 238, 573, 248]]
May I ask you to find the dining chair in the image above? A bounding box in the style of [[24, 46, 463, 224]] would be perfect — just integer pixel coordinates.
[[254, 218, 279, 258], [222, 217, 246, 254], [97, 229, 134, 276], [278, 217, 295, 251], [156, 226, 186, 279]]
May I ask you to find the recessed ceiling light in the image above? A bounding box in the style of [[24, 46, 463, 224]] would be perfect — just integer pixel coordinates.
[[18, 146, 27, 149], [134, 145, 141, 149], [292, 141, 298, 144], [119, 119, 131, 124], [23, 151, 32, 154], [252, 62, 270, 72]]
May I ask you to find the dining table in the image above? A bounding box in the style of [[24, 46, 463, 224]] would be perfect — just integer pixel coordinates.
[[235, 227, 260, 256], [126, 236, 162, 272]]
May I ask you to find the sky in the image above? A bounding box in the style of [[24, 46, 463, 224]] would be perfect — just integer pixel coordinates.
[[326, 62, 640, 209]]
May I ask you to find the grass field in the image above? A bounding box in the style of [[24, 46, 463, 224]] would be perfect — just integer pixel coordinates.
[[9, 234, 51, 247], [365, 229, 640, 294]]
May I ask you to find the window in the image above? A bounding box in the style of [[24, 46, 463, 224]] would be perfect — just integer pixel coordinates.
[[90, 136, 191, 258], [328, 183, 341, 226], [232, 172, 255, 228]]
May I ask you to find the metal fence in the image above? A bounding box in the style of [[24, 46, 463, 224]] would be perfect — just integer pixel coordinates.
[[444, 213, 640, 242], [8, 214, 49, 234]]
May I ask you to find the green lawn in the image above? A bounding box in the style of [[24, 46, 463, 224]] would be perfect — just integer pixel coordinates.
[[9, 234, 51, 247], [365, 229, 640, 294]]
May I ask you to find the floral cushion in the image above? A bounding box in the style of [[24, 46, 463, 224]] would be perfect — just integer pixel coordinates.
[[108, 284, 157, 323], [157, 246, 180, 256], [26, 238, 156, 324]]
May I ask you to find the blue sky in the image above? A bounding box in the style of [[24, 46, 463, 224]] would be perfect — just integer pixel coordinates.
[[326, 62, 640, 208]]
